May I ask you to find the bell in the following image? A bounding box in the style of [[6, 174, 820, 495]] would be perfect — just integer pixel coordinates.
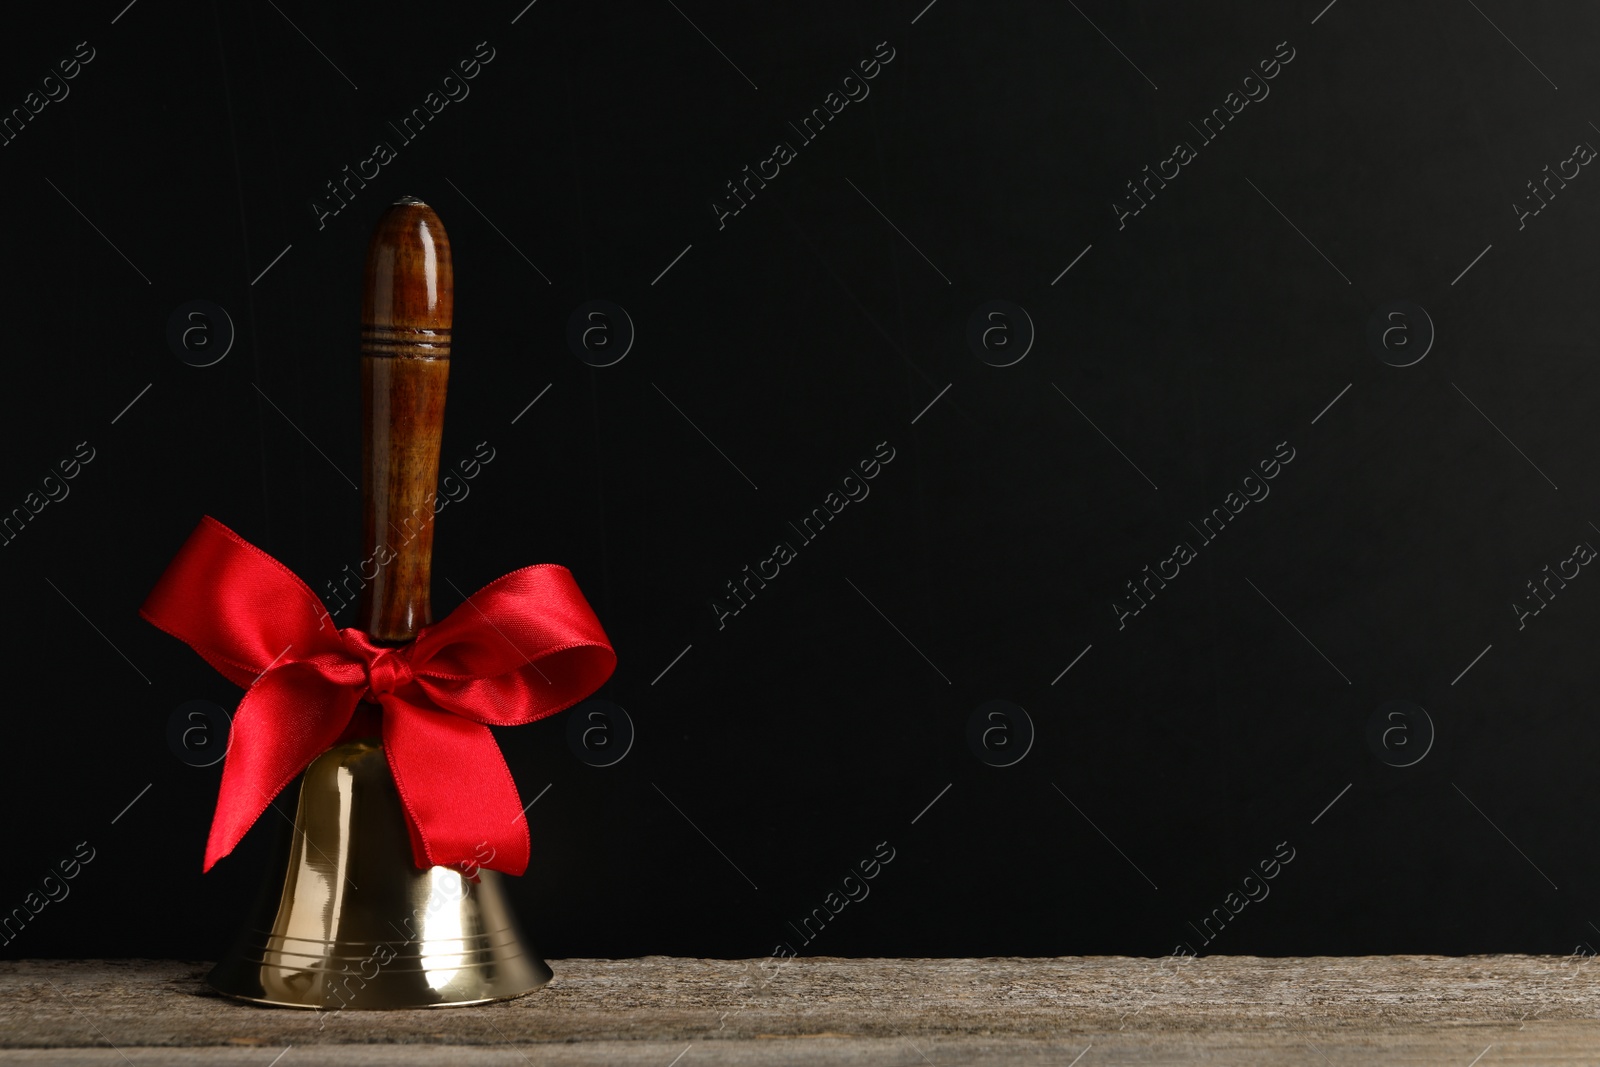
[[206, 737, 551, 1009], [208, 197, 551, 1010]]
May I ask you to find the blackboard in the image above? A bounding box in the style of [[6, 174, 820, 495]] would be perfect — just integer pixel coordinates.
[[5, 0, 1598, 960]]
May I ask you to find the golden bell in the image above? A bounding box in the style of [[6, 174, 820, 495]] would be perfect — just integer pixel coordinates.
[[206, 738, 552, 1010]]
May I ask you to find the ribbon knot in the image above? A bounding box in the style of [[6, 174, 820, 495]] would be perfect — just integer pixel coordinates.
[[139, 516, 616, 877], [345, 633, 416, 702]]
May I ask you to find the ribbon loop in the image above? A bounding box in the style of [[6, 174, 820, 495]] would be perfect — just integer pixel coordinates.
[[140, 516, 616, 876]]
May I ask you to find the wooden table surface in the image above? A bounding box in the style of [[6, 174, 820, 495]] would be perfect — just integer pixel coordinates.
[[4, 956, 1599, 1064]]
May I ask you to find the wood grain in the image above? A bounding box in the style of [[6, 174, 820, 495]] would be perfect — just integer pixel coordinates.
[[357, 197, 453, 643], [5, 957, 1600, 1064]]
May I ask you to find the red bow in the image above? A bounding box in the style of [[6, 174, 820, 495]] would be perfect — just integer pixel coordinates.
[[139, 516, 616, 876]]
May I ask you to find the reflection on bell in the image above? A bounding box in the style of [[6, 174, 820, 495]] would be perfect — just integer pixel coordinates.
[[207, 738, 552, 1010]]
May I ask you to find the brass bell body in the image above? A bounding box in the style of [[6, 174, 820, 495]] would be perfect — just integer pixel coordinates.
[[207, 739, 551, 1010]]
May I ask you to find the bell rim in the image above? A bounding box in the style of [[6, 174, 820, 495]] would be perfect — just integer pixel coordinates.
[[203, 975, 552, 1011]]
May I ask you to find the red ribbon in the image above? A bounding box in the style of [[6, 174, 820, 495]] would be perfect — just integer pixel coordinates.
[[139, 516, 615, 876]]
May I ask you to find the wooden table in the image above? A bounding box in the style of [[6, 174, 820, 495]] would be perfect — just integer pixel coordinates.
[[4, 956, 1599, 1064]]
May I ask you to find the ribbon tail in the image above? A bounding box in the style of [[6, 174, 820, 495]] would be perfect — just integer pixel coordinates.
[[383, 700, 531, 876], [204, 663, 362, 871]]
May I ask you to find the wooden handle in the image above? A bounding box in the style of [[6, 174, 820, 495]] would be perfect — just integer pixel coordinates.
[[358, 197, 453, 642]]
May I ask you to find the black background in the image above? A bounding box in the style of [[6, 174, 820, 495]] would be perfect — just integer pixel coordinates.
[[6, 0, 1600, 961]]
